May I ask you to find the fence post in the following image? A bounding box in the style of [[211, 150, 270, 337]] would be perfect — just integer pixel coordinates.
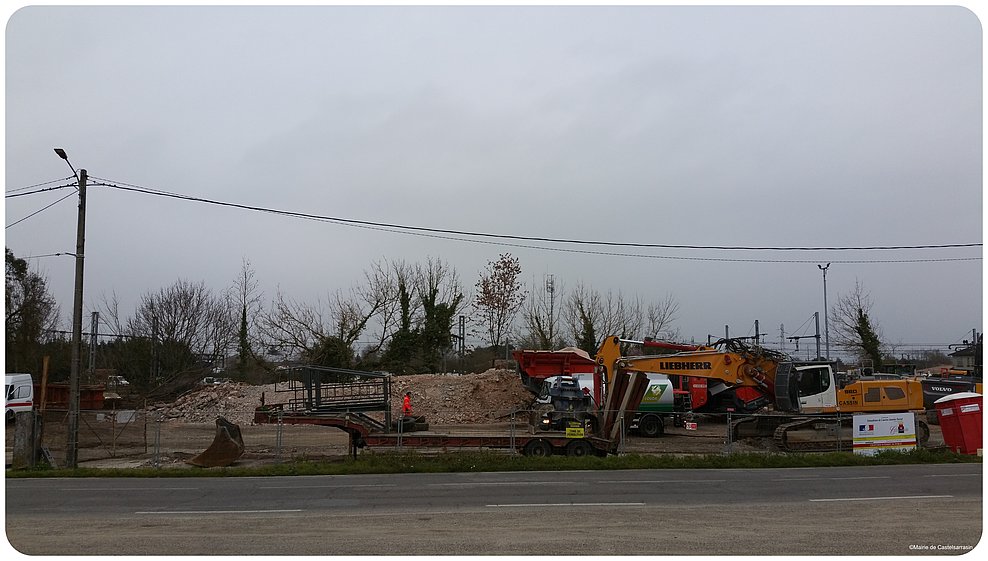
[[396, 412, 403, 450], [152, 416, 162, 469], [276, 412, 284, 462], [726, 411, 732, 455], [837, 412, 843, 452], [618, 413, 625, 455]]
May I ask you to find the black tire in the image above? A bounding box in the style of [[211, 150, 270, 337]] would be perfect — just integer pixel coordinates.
[[926, 410, 940, 426], [638, 414, 664, 437], [565, 439, 594, 457], [522, 439, 553, 457]]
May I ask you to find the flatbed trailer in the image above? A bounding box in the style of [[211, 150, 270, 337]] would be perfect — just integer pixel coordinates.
[[253, 408, 614, 458]]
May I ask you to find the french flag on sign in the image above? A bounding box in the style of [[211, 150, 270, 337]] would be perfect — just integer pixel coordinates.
[[858, 424, 874, 432]]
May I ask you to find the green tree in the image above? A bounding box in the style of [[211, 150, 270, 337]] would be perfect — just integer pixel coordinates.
[[415, 258, 463, 372], [574, 307, 597, 357], [381, 274, 418, 373], [5, 248, 60, 373], [855, 308, 883, 368]]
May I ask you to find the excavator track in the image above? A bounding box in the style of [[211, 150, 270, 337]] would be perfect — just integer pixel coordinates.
[[772, 415, 931, 453], [731, 414, 931, 453], [773, 418, 851, 452]]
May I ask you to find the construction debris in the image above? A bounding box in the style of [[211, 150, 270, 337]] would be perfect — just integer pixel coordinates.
[[148, 368, 537, 426]]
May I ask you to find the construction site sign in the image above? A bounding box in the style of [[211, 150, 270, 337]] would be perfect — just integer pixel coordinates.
[[852, 413, 917, 456]]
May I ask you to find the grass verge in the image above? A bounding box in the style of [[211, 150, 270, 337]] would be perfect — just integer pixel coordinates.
[[6, 447, 980, 478]]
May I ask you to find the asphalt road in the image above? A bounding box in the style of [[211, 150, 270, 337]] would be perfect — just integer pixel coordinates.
[[4, 463, 983, 556]]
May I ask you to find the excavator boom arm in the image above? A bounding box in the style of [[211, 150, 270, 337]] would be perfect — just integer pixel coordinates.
[[596, 336, 778, 392]]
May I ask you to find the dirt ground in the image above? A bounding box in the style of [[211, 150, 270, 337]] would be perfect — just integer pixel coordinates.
[[6, 414, 946, 470], [5, 368, 948, 469]]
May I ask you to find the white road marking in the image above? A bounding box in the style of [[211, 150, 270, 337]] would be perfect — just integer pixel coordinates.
[[136, 509, 303, 514], [827, 476, 890, 480], [259, 484, 397, 489], [777, 476, 889, 481], [62, 487, 199, 491], [430, 481, 576, 487], [809, 495, 953, 502], [601, 479, 727, 484], [925, 473, 981, 478], [487, 502, 646, 507]]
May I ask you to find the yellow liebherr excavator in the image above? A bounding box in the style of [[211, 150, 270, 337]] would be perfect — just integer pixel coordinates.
[[595, 336, 930, 451]]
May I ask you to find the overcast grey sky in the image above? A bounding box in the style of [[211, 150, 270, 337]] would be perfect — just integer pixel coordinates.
[[3, 4, 983, 359]]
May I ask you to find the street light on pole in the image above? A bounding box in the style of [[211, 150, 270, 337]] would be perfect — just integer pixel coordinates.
[[818, 263, 831, 360], [54, 148, 86, 468]]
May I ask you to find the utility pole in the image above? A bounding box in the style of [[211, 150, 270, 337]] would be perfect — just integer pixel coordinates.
[[89, 311, 99, 382], [546, 274, 555, 347], [818, 263, 831, 359], [56, 147, 87, 469], [814, 311, 821, 360]]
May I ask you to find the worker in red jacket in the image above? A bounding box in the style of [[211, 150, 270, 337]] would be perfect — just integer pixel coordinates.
[[402, 392, 413, 417]]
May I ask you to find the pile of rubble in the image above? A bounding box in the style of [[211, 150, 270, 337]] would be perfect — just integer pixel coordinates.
[[148, 369, 537, 426]]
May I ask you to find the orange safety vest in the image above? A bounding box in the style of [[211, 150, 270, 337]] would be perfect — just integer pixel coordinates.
[[402, 394, 412, 416]]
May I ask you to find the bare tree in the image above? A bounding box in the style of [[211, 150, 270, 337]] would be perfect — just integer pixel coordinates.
[[261, 284, 382, 368], [564, 282, 602, 354], [228, 257, 264, 375], [473, 253, 526, 348], [831, 279, 884, 365], [518, 274, 565, 350], [599, 290, 644, 342], [564, 285, 650, 354], [124, 279, 235, 383], [644, 293, 681, 340], [260, 289, 324, 360], [362, 258, 417, 356]]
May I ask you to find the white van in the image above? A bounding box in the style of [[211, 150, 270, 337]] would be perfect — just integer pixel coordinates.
[[5, 373, 35, 423]]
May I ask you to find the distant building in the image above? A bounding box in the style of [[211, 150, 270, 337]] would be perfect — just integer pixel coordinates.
[[948, 334, 982, 373]]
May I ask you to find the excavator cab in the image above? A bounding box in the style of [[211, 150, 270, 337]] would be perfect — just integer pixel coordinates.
[[772, 362, 839, 413], [772, 362, 801, 412]]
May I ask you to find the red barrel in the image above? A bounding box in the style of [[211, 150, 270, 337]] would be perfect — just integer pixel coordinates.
[[934, 392, 983, 455]]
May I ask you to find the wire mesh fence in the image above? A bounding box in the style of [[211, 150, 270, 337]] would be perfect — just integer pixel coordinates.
[[7, 408, 941, 469]]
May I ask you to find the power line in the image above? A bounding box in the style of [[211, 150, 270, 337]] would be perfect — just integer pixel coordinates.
[[4, 181, 78, 198], [5, 175, 76, 195], [90, 176, 980, 252], [5, 191, 77, 229], [86, 176, 981, 264]]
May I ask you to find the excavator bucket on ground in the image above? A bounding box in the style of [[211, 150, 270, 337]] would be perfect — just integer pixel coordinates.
[[187, 416, 245, 467]]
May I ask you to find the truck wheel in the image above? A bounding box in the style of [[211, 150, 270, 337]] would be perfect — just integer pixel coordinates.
[[639, 415, 664, 437], [565, 440, 593, 457], [523, 439, 553, 457]]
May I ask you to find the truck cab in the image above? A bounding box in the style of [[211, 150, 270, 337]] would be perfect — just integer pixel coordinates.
[[5, 373, 35, 424]]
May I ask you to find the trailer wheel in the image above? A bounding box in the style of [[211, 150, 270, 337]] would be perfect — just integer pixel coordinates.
[[565, 439, 593, 457], [522, 439, 553, 457], [638, 414, 664, 437]]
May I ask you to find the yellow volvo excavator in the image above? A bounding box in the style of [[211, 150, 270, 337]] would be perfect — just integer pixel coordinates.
[[595, 336, 930, 451]]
